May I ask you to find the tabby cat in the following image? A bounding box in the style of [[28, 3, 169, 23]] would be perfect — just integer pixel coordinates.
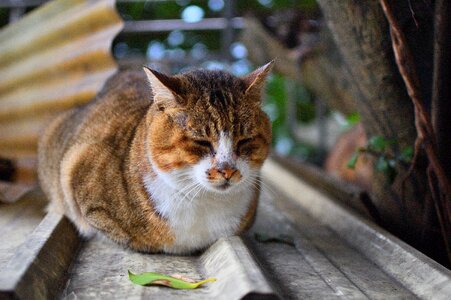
[[38, 62, 273, 254]]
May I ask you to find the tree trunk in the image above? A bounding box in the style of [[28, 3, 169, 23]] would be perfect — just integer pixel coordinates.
[[240, 1, 448, 265], [317, 0, 447, 265], [432, 0, 451, 182]]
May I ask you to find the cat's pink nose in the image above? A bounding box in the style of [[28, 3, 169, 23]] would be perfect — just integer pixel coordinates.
[[220, 168, 237, 180]]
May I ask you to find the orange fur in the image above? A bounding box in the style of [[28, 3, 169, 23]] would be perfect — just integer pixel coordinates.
[[38, 64, 273, 253]]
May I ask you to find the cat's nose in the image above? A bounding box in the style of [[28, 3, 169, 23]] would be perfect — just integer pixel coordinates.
[[220, 168, 238, 180], [217, 162, 238, 180]]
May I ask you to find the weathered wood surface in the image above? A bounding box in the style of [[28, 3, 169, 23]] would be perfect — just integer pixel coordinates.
[[0, 189, 45, 268], [262, 159, 451, 299], [61, 236, 277, 300], [1, 159, 450, 299], [0, 212, 80, 300], [246, 194, 416, 299]]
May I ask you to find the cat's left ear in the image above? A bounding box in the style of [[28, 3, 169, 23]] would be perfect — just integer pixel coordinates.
[[242, 60, 274, 98], [143, 67, 185, 106]]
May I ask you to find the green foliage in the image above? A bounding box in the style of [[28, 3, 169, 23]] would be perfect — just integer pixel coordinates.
[[264, 74, 317, 160], [295, 85, 316, 123], [347, 152, 359, 170], [399, 146, 414, 163], [375, 156, 397, 184], [347, 135, 413, 184], [345, 112, 361, 128], [367, 136, 394, 152]]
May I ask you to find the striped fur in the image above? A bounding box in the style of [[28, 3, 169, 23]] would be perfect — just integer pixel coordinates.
[[38, 63, 272, 254]]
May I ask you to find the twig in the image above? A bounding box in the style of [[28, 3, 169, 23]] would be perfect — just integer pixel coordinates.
[[379, 0, 451, 263], [407, 0, 419, 28]]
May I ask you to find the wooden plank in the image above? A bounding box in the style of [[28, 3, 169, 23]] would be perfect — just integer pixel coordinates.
[[245, 239, 341, 299], [271, 154, 378, 222], [200, 236, 277, 300], [262, 158, 451, 300], [0, 212, 81, 300], [248, 190, 415, 300], [292, 236, 369, 299], [61, 237, 208, 300], [62, 235, 278, 300], [0, 189, 45, 268], [2, 158, 448, 299]]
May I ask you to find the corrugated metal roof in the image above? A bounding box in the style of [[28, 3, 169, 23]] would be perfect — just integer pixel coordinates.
[[0, 0, 123, 158]]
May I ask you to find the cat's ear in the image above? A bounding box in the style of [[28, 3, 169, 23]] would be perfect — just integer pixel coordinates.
[[143, 67, 184, 106], [242, 60, 274, 97]]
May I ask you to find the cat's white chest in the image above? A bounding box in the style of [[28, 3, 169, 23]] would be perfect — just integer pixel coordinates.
[[143, 174, 254, 254]]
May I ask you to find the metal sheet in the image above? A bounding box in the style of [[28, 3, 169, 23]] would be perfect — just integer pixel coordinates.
[[0, 0, 123, 158]]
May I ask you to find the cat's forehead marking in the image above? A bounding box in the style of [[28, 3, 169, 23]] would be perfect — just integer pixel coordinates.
[[209, 89, 235, 108], [217, 131, 234, 163], [178, 69, 258, 140]]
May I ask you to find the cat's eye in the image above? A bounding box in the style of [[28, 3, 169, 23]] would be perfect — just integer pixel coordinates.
[[237, 138, 252, 148], [194, 140, 214, 154], [236, 138, 253, 155]]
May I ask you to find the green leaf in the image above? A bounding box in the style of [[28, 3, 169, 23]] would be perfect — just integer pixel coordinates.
[[375, 157, 397, 184], [345, 112, 361, 127], [399, 146, 414, 163], [375, 156, 389, 172], [347, 152, 359, 169], [128, 271, 216, 289], [368, 136, 388, 152]]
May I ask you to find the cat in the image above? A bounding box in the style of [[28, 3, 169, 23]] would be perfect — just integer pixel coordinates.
[[38, 62, 273, 254]]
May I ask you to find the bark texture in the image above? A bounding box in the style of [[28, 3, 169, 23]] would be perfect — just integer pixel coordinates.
[[432, 0, 451, 182], [316, 0, 447, 265], [240, 1, 448, 265]]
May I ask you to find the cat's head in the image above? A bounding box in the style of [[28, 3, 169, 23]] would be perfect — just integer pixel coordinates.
[[143, 62, 273, 194]]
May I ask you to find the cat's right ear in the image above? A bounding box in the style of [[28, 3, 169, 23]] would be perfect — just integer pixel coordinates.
[[242, 60, 274, 100], [143, 67, 184, 108]]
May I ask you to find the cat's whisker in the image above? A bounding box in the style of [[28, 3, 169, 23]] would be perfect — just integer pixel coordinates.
[[174, 183, 199, 210], [252, 177, 278, 199], [189, 185, 205, 205], [178, 182, 202, 206], [185, 186, 200, 207], [174, 180, 196, 193]]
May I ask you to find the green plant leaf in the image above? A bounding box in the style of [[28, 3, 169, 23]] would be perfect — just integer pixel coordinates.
[[375, 157, 397, 184], [368, 136, 388, 152], [128, 271, 216, 289], [345, 112, 361, 127], [399, 146, 414, 163], [375, 156, 389, 172], [347, 152, 359, 169]]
